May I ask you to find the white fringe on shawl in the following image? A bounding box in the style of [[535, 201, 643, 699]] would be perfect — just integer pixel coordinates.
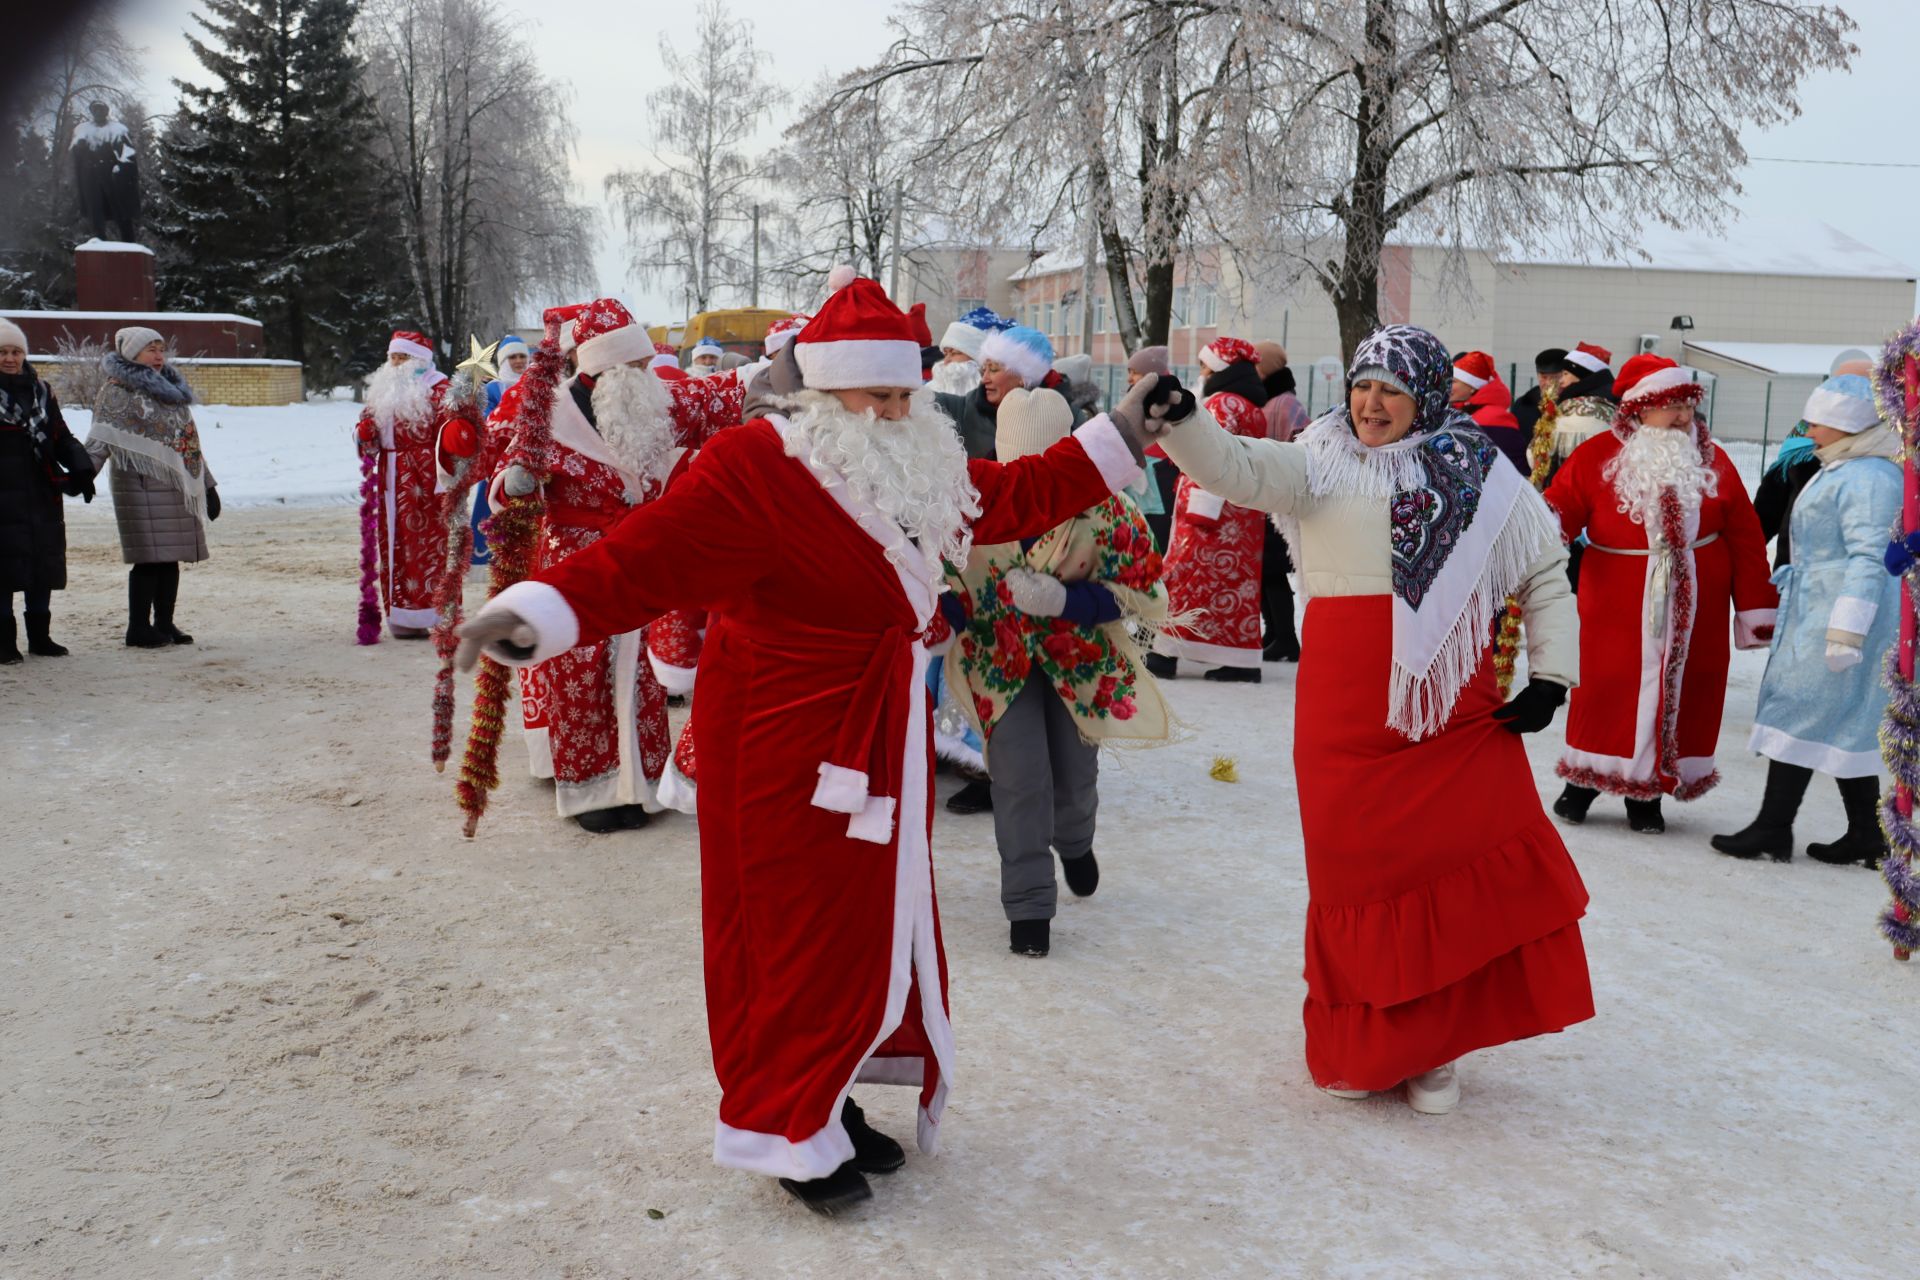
[[1291, 415, 1561, 741]]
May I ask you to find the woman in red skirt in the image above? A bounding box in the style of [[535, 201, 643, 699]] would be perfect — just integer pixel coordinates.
[[1146, 324, 1593, 1114]]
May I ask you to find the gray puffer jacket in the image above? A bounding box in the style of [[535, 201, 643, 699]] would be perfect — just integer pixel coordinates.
[[86, 357, 216, 565]]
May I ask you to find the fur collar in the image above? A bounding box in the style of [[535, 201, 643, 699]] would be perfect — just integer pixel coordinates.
[[103, 353, 195, 405]]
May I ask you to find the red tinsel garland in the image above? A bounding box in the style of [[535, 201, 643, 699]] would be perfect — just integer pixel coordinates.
[[429, 388, 486, 771], [355, 438, 382, 645]]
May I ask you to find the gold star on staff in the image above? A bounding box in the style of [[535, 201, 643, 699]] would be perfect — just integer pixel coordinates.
[[457, 335, 500, 383]]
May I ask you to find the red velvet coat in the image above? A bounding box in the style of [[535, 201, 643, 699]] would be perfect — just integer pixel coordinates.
[[503, 413, 1137, 1178], [358, 379, 450, 629]]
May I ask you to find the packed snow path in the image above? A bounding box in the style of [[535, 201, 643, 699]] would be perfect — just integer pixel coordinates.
[[2, 504, 1909, 1278]]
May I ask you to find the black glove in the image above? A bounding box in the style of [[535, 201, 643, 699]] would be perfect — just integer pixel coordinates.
[[1140, 371, 1198, 425], [206, 486, 221, 521], [1492, 678, 1567, 734], [67, 472, 96, 502]]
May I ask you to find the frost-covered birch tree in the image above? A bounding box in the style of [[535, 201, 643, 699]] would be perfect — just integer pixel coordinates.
[[605, 0, 785, 314], [828, 0, 1856, 358]]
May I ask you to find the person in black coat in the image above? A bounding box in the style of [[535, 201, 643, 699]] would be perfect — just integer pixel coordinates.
[[1511, 347, 1567, 438], [0, 320, 96, 662]]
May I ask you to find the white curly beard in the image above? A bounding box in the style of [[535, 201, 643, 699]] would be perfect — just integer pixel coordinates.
[[366, 358, 433, 431], [781, 389, 982, 570], [1605, 424, 1718, 527], [590, 363, 677, 492], [928, 358, 980, 396]]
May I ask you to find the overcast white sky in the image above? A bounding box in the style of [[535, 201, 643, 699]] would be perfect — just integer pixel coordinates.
[[114, 0, 1920, 326]]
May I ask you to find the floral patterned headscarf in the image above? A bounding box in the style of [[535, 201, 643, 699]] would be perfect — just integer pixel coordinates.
[[1336, 323, 1480, 442]]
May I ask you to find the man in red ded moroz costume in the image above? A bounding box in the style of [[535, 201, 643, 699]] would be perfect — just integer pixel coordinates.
[[455, 276, 1161, 1215], [1449, 349, 1529, 476], [1545, 353, 1777, 833], [1147, 335, 1271, 682], [357, 329, 451, 638]]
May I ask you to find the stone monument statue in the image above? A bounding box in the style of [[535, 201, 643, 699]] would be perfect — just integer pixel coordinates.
[[71, 101, 141, 243]]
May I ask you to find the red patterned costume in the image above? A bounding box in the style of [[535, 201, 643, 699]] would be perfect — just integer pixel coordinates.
[[357, 330, 451, 635], [1151, 385, 1269, 670]]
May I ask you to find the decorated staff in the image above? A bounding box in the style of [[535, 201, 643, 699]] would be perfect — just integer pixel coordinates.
[[456, 308, 571, 836], [1492, 359, 1564, 693], [1874, 322, 1920, 961], [428, 337, 498, 772]]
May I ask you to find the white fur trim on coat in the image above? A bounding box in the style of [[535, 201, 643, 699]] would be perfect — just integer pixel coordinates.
[[1071, 414, 1145, 494], [477, 580, 579, 665]]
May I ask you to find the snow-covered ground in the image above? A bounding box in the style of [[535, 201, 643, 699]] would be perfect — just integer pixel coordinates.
[[4, 413, 1911, 1278], [63, 397, 366, 509]]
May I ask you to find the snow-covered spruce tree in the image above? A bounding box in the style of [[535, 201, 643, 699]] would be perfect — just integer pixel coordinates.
[[358, 0, 594, 358], [605, 0, 785, 315], [831, 0, 1855, 359], [158, 0, 408, 390]]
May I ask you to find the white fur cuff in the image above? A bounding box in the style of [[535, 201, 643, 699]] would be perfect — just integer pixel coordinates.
[[1072, 415, 1145, 493], [1186, 489, 1227, 521], [483, 581, 580, 665], [1734, 608, 1777, 650], [1829, 595, 1878, 637], [811, 763, 870, 815]]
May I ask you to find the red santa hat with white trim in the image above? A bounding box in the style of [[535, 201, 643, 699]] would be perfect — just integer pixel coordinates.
[[791, 276, 923, 389], [388, 329, 434, 363], [1562, 341, 1612, 375], [763, 313, 808, 355], [1452, 350, 1496, 390], [1612, 353, 1702, 415], [1198, 335, 1258, 373], [572, 298, 653, 376]]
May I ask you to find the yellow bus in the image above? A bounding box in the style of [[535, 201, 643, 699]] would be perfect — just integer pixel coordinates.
[[647, 308, 798, 360]]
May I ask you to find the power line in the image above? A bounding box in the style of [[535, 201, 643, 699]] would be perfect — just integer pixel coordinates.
[[1750, 155, 1920, 169]]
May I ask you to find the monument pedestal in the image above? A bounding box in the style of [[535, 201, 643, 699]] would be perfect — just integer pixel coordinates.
[[75, 239, 156, 312]]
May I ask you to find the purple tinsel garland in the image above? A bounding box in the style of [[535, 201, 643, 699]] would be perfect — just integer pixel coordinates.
[[355, 447, 382, 645], [1872, 320, 1920, 951]]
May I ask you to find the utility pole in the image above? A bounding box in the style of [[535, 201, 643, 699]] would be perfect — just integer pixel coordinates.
[[1078, 194, 1097, 359], [751, 204, 761, 307], [888, 179, 903, 300]]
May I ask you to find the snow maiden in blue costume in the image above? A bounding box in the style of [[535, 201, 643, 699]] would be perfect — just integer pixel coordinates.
[[1712, 375, 1900, 868]]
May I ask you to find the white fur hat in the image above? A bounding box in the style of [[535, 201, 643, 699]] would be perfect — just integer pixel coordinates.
[[0, 318, 26, 352], [116, 325, 165, 361], [994, 386, 1075, 462]]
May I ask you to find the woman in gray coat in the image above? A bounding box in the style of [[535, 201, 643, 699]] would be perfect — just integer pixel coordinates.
[[85, 327, 220, 647]]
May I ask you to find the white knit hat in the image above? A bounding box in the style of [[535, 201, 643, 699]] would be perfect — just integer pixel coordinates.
[[0, 318, 26, 352], [115, 326, 165, 361], [994, 386, 1075, 462]]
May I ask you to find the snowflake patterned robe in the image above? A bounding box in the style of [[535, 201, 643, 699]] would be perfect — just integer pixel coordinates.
[[1152, 390, 1270, 669], [358, 376, 450, 630]]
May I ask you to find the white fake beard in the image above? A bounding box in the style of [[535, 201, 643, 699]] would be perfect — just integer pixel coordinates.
[[591, 363, 677, 491], [782, 389, 982, 569], [1605, 424, 1718, 526], [366, 358, 434, 430], [928, 359, 980, 396]]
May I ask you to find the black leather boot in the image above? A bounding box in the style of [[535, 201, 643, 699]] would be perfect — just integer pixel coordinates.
[[1552, 784, 1598, 825], [1808, 776, 1886, 869], [126, 566, 167, 648], [574, 805, 650, 833], [1009, 918, 1050, 956], [1625, 797, 1665, 834], [841, 1097, 904, 1174], [1203, 665, 1262, 683], [1060, 849, 1100, 898], [1711, 760, 1810, 862], [779, 1160, 872, 1216], [1144, 652, 1178, 679], [23, 611, 67, 657], [0, 613, 20, 665], [151, 562, 192, 644]]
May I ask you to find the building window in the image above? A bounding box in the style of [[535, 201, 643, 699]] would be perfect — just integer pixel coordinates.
[[1092, 292, 1107, 334], [955, 297, 985, 316], [1171, 285, 1188, 327], [1043, 302, 1056, 336], [1195, 282, 1217, 327]]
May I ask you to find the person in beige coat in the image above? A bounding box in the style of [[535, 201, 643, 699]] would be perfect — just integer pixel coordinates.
[[1133, 324, 1592, 1118], [86, 327, 220, 647]]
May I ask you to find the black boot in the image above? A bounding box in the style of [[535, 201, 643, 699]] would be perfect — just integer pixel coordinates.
[[574, 804, 650, 833], [1261, 571, 1299, 662], [779, 1160, 872, 1217], [1144, 652, 1177, 679], [1552, 784, 1598, 825], [151, 562, 192, 644], [1203, 665, 1262, 683], [1262, 633, 1300, 663], [125, 566, 167, 648], [1808, 776, 1886, 869], [0, 614, 19, 665], [1710, 761, 1810, 862], [24, 611, 68, 657], [1009, 918, 1050, 956], [1060, 848, 1100, 898], [1625, 797, 1665, 834], [841, 1097, 904, 1174], [945, 777, 992, 815]]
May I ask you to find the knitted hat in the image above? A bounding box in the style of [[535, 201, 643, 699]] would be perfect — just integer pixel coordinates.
[[574, 298, 652, 376], [1198, 336, 1258, 373], [1562, 341, 1612, 375], [994, 386, 1075, 462], [1612, 353, 1702, 413], [1452, 350, 1496, 390], [116, 326, 166, 361], [791, 275, 923, 389], [496, 333, 529, 360], [0, 318, 26, 352], [1127, 345, 1170, 377], [1349, 364, 1413, 398], [1252, 341, 1288, 379], [979, 325, 1055, 386], [764, 314, 808, 355], [1803, 374, 1880, 434], [387, 329, 433, 363]]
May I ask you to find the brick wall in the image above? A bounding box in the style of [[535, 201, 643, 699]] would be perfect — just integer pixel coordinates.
[[38, 359, 304, 407]]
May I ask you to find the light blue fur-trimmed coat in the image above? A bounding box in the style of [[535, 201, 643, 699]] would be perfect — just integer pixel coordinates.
[[1749, 451, 1902, 777]]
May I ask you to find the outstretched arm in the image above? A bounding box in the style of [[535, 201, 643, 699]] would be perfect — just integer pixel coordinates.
[[969, 413, 1143, 545], [1152, 409, 1311, 516]]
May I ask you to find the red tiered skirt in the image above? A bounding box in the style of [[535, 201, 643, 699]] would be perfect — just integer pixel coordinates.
[[1296, 596, 1594, 1090]]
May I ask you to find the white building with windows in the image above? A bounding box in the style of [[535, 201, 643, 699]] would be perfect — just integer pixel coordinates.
[[998, 220, 1914, 441]]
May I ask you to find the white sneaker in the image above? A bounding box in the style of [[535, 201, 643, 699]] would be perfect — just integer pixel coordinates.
[[1321, 1087, 1370, 1100], [1406, 1063, 1460, 1115]]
